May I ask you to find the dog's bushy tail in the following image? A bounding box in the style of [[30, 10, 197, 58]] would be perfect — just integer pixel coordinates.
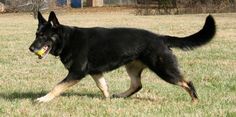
[[163, 15, 216, 50]]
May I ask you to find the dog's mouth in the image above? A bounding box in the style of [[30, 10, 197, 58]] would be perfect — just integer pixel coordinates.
[[35, 45, 52, 59]]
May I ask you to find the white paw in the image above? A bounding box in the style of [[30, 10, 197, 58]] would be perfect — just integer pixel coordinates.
[[35, 95, 54, 103]]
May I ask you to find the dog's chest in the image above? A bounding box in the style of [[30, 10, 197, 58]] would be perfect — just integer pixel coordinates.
[[60, 53, 73, 69]]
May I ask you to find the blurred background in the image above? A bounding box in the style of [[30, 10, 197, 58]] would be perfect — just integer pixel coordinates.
[[0, 0, 236, 17]]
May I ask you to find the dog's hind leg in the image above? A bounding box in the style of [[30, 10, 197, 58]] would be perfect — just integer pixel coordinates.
[[113, 61, 145, 98], [142, 50, 198, 103], [91, 73, 110, 99], [36, 73, 81, 103]]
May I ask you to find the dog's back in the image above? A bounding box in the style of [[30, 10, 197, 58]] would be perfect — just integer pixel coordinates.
[[79, 15, 216, 75]]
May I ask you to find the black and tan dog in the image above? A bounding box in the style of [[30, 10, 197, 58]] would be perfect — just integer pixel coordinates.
[[29, 11, 216, 103]]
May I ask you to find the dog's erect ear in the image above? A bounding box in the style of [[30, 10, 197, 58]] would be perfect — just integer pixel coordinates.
[[48, 11, 60, 27], [38, 11, 46, 24]]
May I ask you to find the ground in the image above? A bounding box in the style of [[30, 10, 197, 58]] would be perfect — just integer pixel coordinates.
[[0, 9, 235, 116]]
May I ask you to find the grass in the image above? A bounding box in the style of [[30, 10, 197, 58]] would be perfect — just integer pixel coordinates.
[[0, 10, 235, 116]]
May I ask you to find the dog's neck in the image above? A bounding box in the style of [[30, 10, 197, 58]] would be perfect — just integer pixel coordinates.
[[57, 25, 77, 69], [54, 25, 72, 56]]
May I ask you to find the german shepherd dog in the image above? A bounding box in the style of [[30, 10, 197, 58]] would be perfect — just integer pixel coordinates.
[[29, 11, 216, 103]]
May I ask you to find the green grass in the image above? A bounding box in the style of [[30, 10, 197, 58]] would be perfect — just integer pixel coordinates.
[[0, 11, 235, 117]]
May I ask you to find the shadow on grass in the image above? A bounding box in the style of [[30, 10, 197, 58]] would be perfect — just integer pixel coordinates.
[[0, 91, 46, 101], [0, 91, 101, 101], [0, 91, 158, 102], [131, 97, 158, 102]]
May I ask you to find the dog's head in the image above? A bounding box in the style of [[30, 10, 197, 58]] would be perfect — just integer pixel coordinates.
[[29, 11, 63, 59]]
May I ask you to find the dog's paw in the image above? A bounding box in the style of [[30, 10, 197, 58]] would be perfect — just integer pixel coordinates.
[[103, 97, 111, 101], [192, 98, 199, 104], [35, 95, 54, 103]]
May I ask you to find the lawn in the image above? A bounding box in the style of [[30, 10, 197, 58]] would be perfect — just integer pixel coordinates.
[[0, 10, 235, 116]]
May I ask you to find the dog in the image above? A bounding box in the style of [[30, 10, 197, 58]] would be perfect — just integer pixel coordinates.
[[29, 11, 216, 103]]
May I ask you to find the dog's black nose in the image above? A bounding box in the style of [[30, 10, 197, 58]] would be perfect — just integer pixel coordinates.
[[29, 46, 35, 52]]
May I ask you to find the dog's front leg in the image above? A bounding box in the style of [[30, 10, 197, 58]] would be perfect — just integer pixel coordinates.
[[91, 74, 110, 99], [36, 72, 81, 103]]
